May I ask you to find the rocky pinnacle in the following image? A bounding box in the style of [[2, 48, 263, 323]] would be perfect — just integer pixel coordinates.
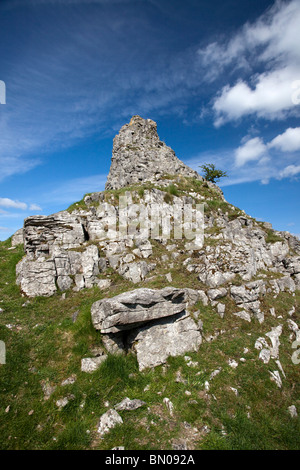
[[105, 115, 201, 190]]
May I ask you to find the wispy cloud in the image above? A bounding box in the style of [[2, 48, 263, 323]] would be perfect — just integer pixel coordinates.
[[0, 0, 195, 182], [196, 0, 300, 125], [186, 122, 300, 186], [29, 203, 42, 211], [278, 164, 300, 179], [235, 137, 268, 167], [0, 197, 42, 211], [0, 198, 28, 210]]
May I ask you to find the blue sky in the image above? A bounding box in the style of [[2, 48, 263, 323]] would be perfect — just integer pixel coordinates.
[[0, 0, 299, 240]]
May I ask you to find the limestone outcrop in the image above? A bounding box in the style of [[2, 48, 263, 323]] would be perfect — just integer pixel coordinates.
[[105, 115, 201, 190], [128, 311, 202, 370], [12, 115, 300, 370], [91, 287, 202, 370], [91, 287, 186, 333]]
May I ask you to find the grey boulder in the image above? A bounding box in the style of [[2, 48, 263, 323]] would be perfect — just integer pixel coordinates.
[[127, 311, 202, 371], [91, 287, 186, 334]]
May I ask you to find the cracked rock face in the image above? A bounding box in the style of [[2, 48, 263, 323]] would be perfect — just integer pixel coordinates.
[[23, 211, 86, 257], [16, 257, 57, 297], [13, 115, 300, 303], [91, 287, 186, 334], [97, 409, 123, 435], [91, 287, 202, 370], [105, 115, 201, 190]]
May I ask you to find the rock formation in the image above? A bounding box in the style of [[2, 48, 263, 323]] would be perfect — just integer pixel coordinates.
[[105, 115, 200, 190], [91, 287, 202, 370], [13, 115, 300, 370]]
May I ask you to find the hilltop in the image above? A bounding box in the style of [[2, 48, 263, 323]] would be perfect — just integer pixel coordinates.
[[0, 116, 299, 450]]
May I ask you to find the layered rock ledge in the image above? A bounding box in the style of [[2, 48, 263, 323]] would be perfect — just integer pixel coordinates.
[[91, 287, 202, 370]]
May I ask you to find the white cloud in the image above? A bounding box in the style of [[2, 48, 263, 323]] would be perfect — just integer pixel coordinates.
[[0, 198, 42, 211], [235, 137, 268, 167], [185, 149, 277, 187], [29, 203, 42, 211], [0, 226, 9, 232], [268, 127, 300, 152], [199, 0, 300, 125], [0, 198, 28, 210], [213, 67, 299, 125], [186, 127, 300, 187], [278, 164, 300, 179]]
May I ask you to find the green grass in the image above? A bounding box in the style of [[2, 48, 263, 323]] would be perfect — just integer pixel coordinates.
[[66, 176, 225, 216], [1, 227, 300, 450], [265, 229, 284, 244]]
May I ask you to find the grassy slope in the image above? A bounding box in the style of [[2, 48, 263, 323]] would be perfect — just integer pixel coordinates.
[[0, 180, 300, 450]]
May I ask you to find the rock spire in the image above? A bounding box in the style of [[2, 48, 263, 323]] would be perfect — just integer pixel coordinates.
[[105, 115, 200, 190]]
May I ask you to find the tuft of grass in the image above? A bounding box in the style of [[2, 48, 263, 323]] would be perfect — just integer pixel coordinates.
[[265, 229, 284, 244], [167, 184, 179, 197]]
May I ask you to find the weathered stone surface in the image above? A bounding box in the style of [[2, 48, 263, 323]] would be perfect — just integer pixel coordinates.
[[232, 311, 252, 322], [118, 261, 156, 284], [207, 288, 227, 301], [115, 397, 146, 411], [105, 115, 201, 190], [127, 311, 202, 371], [23, 211, 86, 256], [184, 288, 208, 306], [230, 280, 266, 305], [11, 228, 24, 246], [101, 332, 126, 355], [91, 287, 186, 334], [133, 238, 152, 258], [217, 303, 225, 318], [13, 115, 300, 303], [163, 397, 174, 416], [98, 279, 112, 290], [288, 405, 298, 418], [56, 397, 71, 409], [16, 257, 57, 297], [259, 349, 271, 364], [57, 275, 73, 291], [81, 356, 107, 373], [97, 409, 123, 435], [61, 374, 77, 386], [266, 325, 282, 358], [199, 271, 235, 288], [269, 370, 282, 388], [81, 245, 100, 288]]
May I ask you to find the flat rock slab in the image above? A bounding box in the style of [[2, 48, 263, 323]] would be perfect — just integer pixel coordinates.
[[91, 287, 186, 334], [81, 355, 107, 373]]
